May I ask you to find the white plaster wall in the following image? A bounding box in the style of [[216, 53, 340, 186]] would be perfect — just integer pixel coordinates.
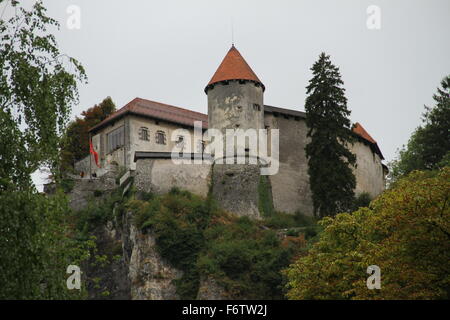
[[135, 159, 211, 198], [265, 114, 314, 215], [350, 141, 385, 198], [129, 115, 204, 170]]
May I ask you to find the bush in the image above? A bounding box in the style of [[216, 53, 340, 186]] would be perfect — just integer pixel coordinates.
[[76, 190, 122, 237], [351, 192, 371, 211], [263, 211, 317, 229], [60, 178, 75, 193]]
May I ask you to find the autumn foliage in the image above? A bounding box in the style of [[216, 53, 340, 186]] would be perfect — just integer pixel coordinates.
[[60, 97, 116, 171], [285, 167, 450, 300]]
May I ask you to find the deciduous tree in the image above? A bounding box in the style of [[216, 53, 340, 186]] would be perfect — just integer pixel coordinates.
[[285, 167, 450, 300]]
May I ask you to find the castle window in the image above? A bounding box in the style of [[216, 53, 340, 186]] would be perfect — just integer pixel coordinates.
[[139, 127, 149, 141], [107, 126, 124, 153], [155, 130, 166, 145], [253, 104, 261, 111]]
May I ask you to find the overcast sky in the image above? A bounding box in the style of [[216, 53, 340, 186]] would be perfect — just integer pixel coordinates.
[[10, 0, 449, 189]]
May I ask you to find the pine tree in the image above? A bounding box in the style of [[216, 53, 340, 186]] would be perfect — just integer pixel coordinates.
[[304, 53, 356, 217]]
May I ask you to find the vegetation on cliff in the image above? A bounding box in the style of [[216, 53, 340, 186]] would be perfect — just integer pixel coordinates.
[[129, 188, 314, 299]]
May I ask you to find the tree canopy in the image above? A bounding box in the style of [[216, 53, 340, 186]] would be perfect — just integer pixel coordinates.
[[0, 1, 90, 299], [389, 75, 450, 183], [285, 167, 450, 300], [60, 97, 116, 172], [304, 52, 356, 217], [0, 0, 86, 190]]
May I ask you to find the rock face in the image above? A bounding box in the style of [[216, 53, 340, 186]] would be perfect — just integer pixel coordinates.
[[124, 212, 183, 300], [67, 177, 225, 300], [69, 171, 117, 211], [197, 277, 227, 300]]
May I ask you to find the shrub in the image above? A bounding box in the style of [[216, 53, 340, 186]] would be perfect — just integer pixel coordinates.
[[60, 178, 75, 193], [351, 192, 371, 211], [263, 211, 317, 229]]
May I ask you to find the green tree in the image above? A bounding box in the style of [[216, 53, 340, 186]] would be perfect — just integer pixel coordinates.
[[285, 167, 450, 300], [0, 1, 90, 299], [0, 189, 93, 299], [304, 53, 356, 217], [389, 75, 450, 183], [0, 0, 86, 190], [60, 97, 116, 172]]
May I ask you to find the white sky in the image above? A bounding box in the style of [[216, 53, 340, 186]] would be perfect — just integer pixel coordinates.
[[6, 0, 448, 190]]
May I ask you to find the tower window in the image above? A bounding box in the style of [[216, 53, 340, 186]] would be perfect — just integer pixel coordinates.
[[253, 104, 261, 111], [139, 127, 149, 141], [155, 130, 166, 145]]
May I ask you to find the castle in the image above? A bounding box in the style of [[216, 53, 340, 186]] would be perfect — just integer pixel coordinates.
[[75, 45, 387, 217]]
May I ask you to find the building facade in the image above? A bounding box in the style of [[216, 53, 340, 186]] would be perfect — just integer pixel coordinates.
[[76, 45, 387, 216]]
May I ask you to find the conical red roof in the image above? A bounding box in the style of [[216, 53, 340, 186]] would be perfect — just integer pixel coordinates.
[[205, 45, 264, 92]]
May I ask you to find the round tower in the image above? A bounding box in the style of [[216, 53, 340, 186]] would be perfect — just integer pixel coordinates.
[[205, 45, 265, 146], [205, 45, 270, 219]]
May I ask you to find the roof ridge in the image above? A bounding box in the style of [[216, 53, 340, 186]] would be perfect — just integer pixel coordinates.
[[134, 97, 207, 117]]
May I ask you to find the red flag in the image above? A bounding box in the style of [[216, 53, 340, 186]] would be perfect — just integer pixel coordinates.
[[89, 139, 100, 168]]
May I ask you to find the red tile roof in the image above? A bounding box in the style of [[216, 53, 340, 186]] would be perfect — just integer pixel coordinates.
[[352, 122, 377, 144], [89, 98, 208, 132], [352, 122, 384, 159], [206, 45, 264, 92], [90, 99, 384, 159]]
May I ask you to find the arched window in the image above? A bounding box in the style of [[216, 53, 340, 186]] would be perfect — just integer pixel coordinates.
[[155, 130, 166, 145]]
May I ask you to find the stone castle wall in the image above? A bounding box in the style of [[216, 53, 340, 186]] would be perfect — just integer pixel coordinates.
[[127, 113, 386, 218], [264, 113, 314, 216]]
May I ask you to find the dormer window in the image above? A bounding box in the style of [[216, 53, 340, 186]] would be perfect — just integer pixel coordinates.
[[139, 127, 149, 141], [155, 130, 166, 145]]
